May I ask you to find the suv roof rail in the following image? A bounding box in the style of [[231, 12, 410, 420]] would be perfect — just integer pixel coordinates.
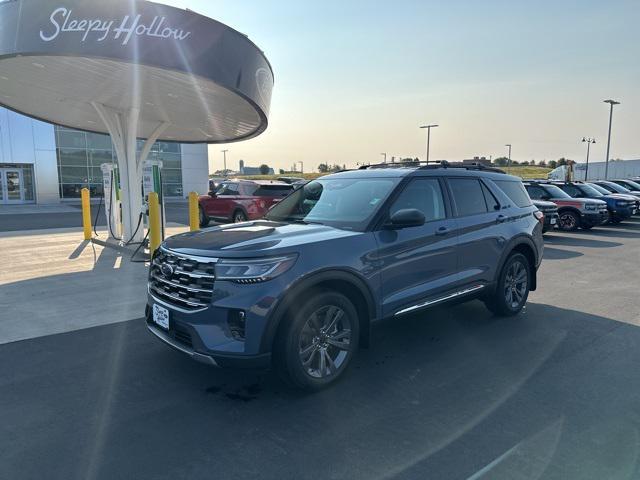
[[358, 160, 506, 174]]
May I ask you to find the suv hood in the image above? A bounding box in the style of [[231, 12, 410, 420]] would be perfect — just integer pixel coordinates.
[[162, 220, 361, 257], [551, 197, 606, 206], [532, 200, 557, 209]]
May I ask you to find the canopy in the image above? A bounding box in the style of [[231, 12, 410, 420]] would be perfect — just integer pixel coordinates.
[[0, 0, 274, 241]]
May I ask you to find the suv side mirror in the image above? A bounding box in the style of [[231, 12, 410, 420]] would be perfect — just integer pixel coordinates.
[[388, 209, 426, 229], [208, 191, 217, 198]]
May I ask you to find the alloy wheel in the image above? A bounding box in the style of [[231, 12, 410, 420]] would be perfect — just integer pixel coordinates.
[[504, 260, 528, 309], [298, 305, 352, 379], [559, 213, 577, 230]]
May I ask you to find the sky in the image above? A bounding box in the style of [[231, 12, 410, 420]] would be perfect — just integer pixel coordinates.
[[163, 0, 640, 173]]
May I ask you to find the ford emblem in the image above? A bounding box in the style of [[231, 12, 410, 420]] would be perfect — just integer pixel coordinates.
[[160, 264, 174, 279]]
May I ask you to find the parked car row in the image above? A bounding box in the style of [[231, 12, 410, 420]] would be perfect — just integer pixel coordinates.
[[524, 179, 639, 232]]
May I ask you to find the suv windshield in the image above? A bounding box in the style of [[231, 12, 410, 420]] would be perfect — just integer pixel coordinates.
[[265, 177, 399, 230], [587, 183, 611, 195], [601, 182, 631, 194], [578, 184, 604, 197], [541, 184, 571, 199]]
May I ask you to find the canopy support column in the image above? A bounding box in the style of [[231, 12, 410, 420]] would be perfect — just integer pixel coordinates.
[[92, 102, 169, 244]]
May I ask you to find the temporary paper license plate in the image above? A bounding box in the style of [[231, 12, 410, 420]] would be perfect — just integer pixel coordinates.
[[152, 304, 170, 330], [550, 218, 557, 225]]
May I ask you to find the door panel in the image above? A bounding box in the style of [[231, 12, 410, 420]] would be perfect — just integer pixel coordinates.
[[447, 178, 505, 287], [375, 177, 459, 317]]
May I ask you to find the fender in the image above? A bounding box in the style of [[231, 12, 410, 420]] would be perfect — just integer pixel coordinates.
[[493, 235, 540, 292], [556, 205, 582, 215], [259, 268, 377, 353]]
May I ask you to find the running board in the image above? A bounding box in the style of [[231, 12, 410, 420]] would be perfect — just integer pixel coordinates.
[[394, 285, 486, 316]]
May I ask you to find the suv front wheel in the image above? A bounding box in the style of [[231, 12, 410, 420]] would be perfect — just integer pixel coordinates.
[[558, 210, 580, 231], [275, 291, 359, 391], [484, 253, 531, 316]]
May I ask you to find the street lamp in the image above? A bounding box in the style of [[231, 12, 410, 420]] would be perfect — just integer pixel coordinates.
[[505, 144, 512, 169], [419, 124, 438, 164], [221, 149, 229, 176], [603, 99, 620, 179], [298, 161, 304, 173], [582, 137, 596, 180]]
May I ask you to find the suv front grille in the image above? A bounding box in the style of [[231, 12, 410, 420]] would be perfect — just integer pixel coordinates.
[[149, 248, 216, 311]]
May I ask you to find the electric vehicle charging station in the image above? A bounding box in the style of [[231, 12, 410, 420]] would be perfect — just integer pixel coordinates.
[[142, 160, 165, 240], [0, 0, 273, 245], [101, 163, 122, 240]]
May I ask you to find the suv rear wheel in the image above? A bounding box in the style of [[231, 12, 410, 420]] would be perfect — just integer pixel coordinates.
[[558, 210, 580, 231], [484, 253, 530, 316], [275, 291, 359, 391]]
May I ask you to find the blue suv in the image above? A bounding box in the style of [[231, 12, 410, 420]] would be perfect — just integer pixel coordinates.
[[146, 162, 544, 390]]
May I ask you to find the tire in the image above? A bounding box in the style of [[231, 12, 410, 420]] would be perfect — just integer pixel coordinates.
[[558, 210, 580, 231], [199, 206, 209, 227], [274, 291, 359, 391], [233, 210, 247, 223], [484, 253, 531, 317]]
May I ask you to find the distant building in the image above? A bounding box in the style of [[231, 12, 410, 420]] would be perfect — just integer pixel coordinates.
[[463, 156, 491, 166], [239, 161, 274, 175]]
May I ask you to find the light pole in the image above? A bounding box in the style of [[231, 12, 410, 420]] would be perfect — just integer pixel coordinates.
[[505, 144, 512, 169], [221, 149, 228, 176], [298, 161, 304, 174], [582, 137, 596, 180], [419, 124, 438, 164], [380, 153, 387, 163], [603, 99, 620, 179]]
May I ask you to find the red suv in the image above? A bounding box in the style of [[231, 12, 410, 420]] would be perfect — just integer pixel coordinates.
[[199, 180, 294, 226]]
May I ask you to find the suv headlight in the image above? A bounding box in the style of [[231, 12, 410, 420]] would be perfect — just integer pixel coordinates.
[[215, 255, 297, 283], [616, 200, 629, 207], [584, 204, 597, 211]]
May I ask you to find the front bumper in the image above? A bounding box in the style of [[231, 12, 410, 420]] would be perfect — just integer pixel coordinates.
[[145, 283, 282, 370], [611, 207, 634, 221], [581, 211, 608, 226], [542, 212, 558, 232]]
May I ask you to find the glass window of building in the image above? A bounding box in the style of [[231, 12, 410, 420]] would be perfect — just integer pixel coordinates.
[[55, 127, 183, 199]]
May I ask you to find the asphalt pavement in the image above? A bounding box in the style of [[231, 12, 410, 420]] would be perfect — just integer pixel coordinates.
[[2, 218, 640, 479]]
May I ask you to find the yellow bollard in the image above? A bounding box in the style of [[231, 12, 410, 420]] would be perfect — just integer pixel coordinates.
[[149, 192, 162, 255], [189, 192, 200, 232], [81, 188, 92, 240]]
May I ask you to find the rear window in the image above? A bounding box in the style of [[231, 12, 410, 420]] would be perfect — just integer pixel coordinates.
[[494, 180, 532, 208], [448, 178, 489, 216], [253, 185, 294, 197]]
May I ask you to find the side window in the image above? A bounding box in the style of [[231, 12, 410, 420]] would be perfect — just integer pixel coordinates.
[[562, 185, 581, 197], [493, 180, 532, 207], [481, 182, 500, 211], [217, 183, 239, 196], [389, 178, 446, 222], [448, 178, 489, 216], [526, 185, 546, 200]]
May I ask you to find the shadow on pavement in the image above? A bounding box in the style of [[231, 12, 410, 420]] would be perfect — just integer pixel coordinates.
[[2, 301, 640, 479], [544, 235, 623, 249], [540, 247, 583, 260]]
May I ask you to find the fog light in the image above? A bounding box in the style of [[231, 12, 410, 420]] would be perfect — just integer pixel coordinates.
[[228, 310, 246, 340]]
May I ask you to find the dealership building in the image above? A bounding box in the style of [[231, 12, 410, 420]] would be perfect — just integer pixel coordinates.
[[0, 107, 209, 205]]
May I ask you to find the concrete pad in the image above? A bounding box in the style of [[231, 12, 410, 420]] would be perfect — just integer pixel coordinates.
[[0, 204, 80, 215], [0, 225, 189, 344]]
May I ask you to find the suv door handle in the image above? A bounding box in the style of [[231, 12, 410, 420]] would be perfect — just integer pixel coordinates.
[[435, 226, 450, 236], [496, 214, 507, 224]]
